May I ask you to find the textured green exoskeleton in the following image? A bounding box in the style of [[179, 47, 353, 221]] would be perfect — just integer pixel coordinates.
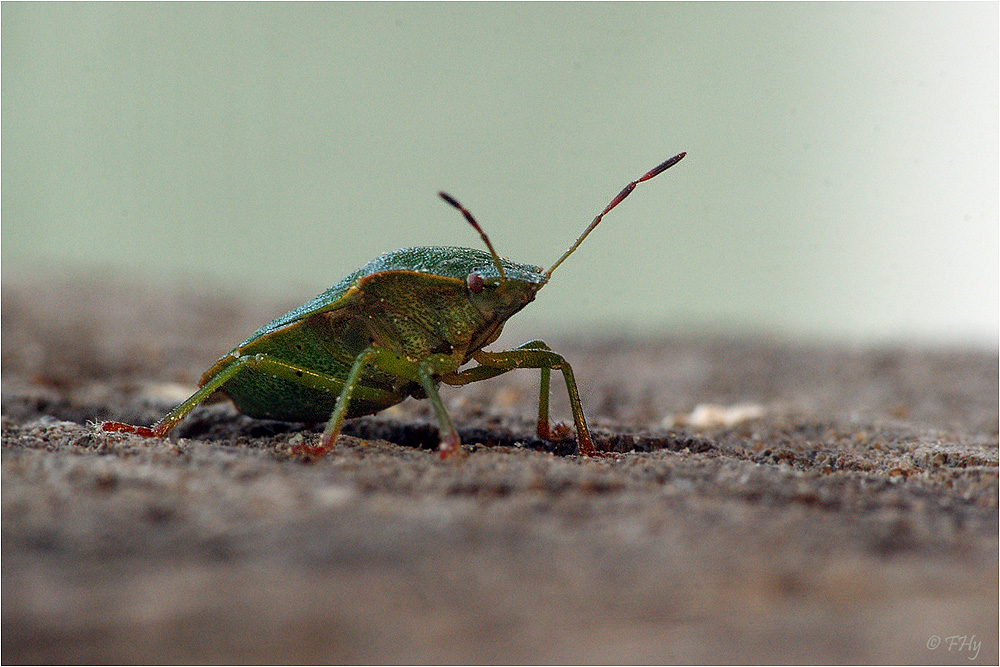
[[103, 152, 686, 458]]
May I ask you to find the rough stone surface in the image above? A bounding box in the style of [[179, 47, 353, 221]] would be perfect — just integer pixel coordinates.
[[3, 279, 997, 664]]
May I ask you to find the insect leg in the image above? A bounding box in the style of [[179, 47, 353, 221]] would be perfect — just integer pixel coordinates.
[[415, 356, 463, 459], [297, 346, 383, 459], [462, 341, 596, 456], [443, 342, 554, 439], [102, 356, 258, 438]]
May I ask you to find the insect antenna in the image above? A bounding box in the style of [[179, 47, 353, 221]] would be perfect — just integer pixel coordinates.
[[545, 151, 686, 279], [439, 191, 508, 281]]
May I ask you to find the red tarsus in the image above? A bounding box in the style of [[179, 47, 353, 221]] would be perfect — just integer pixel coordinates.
[[437, 431, 461, 460], [101, 421, 157, 437]]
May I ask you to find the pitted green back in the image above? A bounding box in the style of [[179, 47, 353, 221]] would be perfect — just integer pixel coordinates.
[[363, 247, 545, 284], [240, 247, 546, 346]]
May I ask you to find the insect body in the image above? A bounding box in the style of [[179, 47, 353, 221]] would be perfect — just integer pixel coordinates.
[[103, 152, 686, 458]]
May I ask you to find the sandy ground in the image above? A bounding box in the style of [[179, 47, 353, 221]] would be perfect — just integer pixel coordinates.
[[2, 278, 997, 664]]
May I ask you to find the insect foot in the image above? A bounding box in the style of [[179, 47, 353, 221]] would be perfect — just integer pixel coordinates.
[[437, 430, 463, 460], [102, 421, 159, 438]]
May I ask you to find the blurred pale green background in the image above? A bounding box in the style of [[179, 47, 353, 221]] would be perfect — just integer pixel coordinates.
[[3, 2, 997, 346]]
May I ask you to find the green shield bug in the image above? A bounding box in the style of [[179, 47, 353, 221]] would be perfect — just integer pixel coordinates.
[[102, 152, 686, 458]]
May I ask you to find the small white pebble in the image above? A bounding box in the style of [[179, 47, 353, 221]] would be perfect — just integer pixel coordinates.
[[662, 402, 766, 429], [313, 484, 355, 507]]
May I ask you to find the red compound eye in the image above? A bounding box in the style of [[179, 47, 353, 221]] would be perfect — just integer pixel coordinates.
[[466, 272, 484, 293]]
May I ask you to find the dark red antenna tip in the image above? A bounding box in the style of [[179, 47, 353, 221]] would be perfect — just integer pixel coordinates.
[[439, 191, 508, 281], [642, 152, 686, 181]]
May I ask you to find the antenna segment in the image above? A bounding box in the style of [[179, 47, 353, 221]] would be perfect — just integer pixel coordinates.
[[439, 191, 508, 281], [545, 152, 686, 278]]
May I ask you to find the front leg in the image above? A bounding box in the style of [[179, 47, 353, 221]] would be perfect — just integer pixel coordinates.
[[444, 340, 596, 456]]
